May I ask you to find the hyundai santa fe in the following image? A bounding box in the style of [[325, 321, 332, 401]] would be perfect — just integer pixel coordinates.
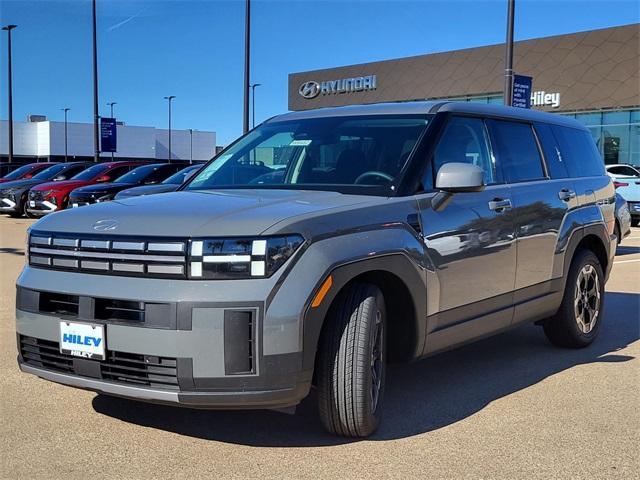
[[16, 102, 615, 437]]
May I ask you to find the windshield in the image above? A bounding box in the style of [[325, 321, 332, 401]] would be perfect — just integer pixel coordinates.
[[185, 115, 430, 194], [115, 164, 164, 184], [33, 163, 69, 180], [71, 164, 109, 181], [162, 165, 201, 185], [3, 164, 39, 180]]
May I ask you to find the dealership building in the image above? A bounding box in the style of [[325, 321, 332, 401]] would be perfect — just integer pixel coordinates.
[[0, 117, 217, 163], [289, 24, 639, 166]]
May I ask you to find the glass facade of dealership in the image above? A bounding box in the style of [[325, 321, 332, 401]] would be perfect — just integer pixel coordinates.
[[447, 94, 640, 166]]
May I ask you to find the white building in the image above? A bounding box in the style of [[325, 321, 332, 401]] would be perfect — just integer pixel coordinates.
[[0, 117, 217, 163]]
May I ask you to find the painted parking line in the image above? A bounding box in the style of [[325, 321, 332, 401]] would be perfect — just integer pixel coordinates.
[[613, 258, 640, 264]]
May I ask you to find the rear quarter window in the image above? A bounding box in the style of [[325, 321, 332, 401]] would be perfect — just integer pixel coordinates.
[[551, 126, 605, 177], [534, 123, 568, 179]]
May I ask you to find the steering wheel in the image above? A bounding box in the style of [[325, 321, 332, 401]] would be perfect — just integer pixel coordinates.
[[354, 171, 394, 185]]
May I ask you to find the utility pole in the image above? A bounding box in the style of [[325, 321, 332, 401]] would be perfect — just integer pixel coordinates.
[[92, 0, 100, 161], [164, 96, 176, 162], [503, 0, 515, 106], [62, 108, 70, 162], [188, 129, 193, 165], [242, 0, 251, 134], [250, 83, 261, 129], [107, 101, 116, 160], [2, 25, 17, 163]]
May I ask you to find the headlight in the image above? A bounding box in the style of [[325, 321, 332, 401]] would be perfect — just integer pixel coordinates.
[[96, 194, 114, 203], [188, 235, 304, 279]]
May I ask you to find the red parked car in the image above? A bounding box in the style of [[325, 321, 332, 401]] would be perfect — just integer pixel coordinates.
[[0, 162, 59, 183], [26, 161, 145, 216]]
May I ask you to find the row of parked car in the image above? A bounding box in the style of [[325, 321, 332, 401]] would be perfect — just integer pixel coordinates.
[[0, 161, 202, 218]]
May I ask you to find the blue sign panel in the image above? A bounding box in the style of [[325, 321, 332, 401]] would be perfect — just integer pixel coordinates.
[[100, 117, 117, 152], [512, 75, 533, 109]]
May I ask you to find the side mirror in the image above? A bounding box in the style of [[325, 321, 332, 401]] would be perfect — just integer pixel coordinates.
[[435, 162, 484, 193], [96, 175, 111, 183]]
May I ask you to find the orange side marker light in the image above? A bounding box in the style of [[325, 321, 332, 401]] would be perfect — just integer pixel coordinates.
[[311, 275, 333, 308]]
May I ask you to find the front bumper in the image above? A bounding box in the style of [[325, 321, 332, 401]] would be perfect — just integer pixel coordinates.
[[0, 196, 19, 213], [15, 264, 311, 409], [26, 199, 58, 216]]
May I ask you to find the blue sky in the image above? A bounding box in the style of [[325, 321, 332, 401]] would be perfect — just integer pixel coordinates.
[[0, 0, 638, 145]]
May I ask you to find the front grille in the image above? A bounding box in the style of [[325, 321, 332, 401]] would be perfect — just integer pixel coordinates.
[[19, 335, 179, 390], [28, 231, 187, 279]]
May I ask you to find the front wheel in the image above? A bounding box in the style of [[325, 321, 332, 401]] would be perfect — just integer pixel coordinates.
[[543, 249, 604, 348], [316, 283, 386, 437]]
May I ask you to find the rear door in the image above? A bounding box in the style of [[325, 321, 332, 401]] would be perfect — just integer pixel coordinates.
[[485, 120, 578, 321], [419, 115, 517, 344]]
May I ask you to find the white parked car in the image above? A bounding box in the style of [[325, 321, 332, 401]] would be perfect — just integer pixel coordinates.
[[606, 164, 640, 226]]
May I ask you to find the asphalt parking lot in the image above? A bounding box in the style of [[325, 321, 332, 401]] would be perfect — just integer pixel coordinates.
[[1, 217, 638, 479]]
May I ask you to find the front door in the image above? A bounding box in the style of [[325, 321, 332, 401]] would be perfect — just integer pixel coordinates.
[[418, 116, 517, 350]]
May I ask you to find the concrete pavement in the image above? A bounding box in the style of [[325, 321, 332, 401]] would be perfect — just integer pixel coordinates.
[[1, 218, 638, 479]]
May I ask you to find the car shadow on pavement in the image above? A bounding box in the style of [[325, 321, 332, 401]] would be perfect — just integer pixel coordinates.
[[92, 291, 639, 446]]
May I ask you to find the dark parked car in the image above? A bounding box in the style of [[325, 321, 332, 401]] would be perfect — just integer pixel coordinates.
[[27, 161, 146, 217], [114, 164, 202, 200], [0, 162, 92, 217], [0, 162, 58, 184], [16, 102, 615, 438], [68, 163, 183, 207]]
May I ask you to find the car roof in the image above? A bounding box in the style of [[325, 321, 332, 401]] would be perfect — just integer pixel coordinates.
[[269, 101, 585, 130]]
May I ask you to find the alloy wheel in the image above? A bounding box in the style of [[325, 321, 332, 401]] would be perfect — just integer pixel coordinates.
[[574, 264, 601, 334]]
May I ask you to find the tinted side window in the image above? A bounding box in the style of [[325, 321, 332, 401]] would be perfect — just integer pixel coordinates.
[[551, 126, 605, 177], [534, 123, 568, 179], [486, 120, 545, 183], [105, 165, 133, 180], [62, 164, 89, 178], [432, 116, 498, 185]]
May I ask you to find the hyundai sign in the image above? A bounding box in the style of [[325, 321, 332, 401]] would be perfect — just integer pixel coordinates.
[[299, 75, 377, 99], [100, 117, 117, 152]]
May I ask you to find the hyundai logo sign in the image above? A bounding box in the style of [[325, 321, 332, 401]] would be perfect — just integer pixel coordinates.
[[92, 219, 119, 231], [299, 81, 321, 99], [299, 75, 377, 99]]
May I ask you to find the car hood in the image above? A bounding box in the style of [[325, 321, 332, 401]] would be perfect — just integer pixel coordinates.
[[0, 178, 46, 192], [71, 182, 135, 195], [31, 179, 92, 192], [115, 184, 179, 199], [31, 189, 379, 237]]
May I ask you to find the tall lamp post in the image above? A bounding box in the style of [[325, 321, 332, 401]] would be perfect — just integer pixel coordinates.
[[2, 24, 17, 164], [250, 83, 261, 129], [188, 129, 194, 165], [503, 0, 515, 106], [91, 0, 100, 161], [107, 101, 116, 160], [242, 0, 251, 134], [61, 108, 70, 162], [164, 96, 176, 162]]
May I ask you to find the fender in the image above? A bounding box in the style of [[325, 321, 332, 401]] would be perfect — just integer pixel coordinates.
[[301, 253, 427, 372]]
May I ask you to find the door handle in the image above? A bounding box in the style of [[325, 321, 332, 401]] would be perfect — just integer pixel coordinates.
[[488, 198, 512, 212], [558, 188, 576, 201]]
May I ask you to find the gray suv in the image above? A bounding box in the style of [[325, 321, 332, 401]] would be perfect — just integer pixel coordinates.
[[16, 102, 615, 437]]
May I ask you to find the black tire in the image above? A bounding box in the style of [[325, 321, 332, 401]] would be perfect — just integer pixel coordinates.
[[316, 283, 386, 437], [614, 223, 621, 247], [9, 195, 27, 218], [543, 249, 605, 348], [632, 218, 640, 228]]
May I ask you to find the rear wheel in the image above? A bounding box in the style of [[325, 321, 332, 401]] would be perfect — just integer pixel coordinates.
[[316, 283, 386, 437], [632, 218, 640, 228], [543, 249, 604, 348], [614, 223, 621, 247]]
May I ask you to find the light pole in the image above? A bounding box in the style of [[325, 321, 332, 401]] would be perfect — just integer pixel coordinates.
[[164, 96, 176, 162], [188, 129, 194, 165], [92, 0, 100, 161], [250, 83, 261, 129], [107, 101, 116, 160], [503, 0, 515, 106], [243, 0, 251, 134], [61, 108, 70, 162], [2, 24, 17, 164]]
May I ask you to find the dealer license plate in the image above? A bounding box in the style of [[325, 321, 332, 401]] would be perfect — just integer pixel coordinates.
[[59, 321, 105, 360]]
